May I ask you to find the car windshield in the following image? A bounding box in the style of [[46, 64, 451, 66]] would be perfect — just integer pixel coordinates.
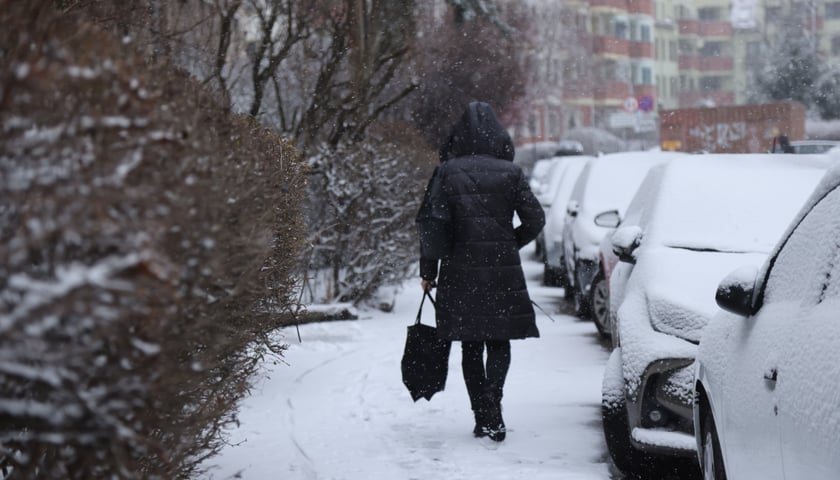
[[645, 155, 829, 253], [578, 152, 679, 218]]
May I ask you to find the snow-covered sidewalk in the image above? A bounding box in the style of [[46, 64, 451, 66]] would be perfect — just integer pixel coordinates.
[[204, 253, 616, 479]]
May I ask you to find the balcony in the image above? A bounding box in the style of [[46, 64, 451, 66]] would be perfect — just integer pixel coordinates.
[[594, 82, 631, 101], [629, 41, 655, 58], [678, 90, 735, 107], [627, 0, 654, 15], [678, 20, 700, 35], [699, 21, 732, 37], [591, 0, 628, 11], [633, 85, 657, 99], [564, 81, 594, 99], [698, 56, 734, 71], [679, 55, 700, 70], [593, 36, 630, 56]]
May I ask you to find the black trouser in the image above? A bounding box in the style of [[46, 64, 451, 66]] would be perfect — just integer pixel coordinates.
[[461, 340, 511, 412]]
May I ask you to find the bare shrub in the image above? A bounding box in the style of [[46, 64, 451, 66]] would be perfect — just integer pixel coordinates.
[[0, 1, 305, 478], [302, 122, 434, 307]]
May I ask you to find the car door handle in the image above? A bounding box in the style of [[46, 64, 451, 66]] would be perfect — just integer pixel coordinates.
[[764, 367, 778, 383]]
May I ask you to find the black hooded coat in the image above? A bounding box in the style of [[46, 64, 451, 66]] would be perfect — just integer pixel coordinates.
[[419, 102, 545, 341]]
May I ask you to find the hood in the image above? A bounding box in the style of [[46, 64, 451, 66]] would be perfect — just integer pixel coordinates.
[[640, 246, 767, 343], [440, 102, 515, 162]]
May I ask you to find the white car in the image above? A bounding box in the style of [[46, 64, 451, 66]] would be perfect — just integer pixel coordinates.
[[542, 156, 590, 288], [562, 151, 680, 317], [694, 163, 840, 480], [533, 156, 593, 262], [528, 157, 557, 193], [603, 154, 830, 478]]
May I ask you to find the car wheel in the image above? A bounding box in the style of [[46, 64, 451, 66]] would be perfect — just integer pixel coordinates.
[[543, 263, 559, 286], [702, 409, 727, 480], [590, 273, 610, 338], [573, 273, 592, 319]]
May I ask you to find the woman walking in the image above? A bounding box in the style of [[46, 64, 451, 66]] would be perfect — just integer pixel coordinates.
[[419, 102, 544, 442]]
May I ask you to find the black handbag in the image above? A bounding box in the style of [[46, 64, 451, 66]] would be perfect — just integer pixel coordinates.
[[401, 291, 451, 402]]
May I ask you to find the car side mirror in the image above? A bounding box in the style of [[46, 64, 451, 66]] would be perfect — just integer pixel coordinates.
[[566, 200, 580, 217], [594, 210, 621, 228], [611, 226, 642, 264], [715, 265, 759, 316]]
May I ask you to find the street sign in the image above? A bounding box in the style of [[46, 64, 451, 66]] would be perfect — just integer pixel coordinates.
[[623, 97, 638, 113], [609, 111, 636, 129], [634, 112, 657, 132], [638, 95, 654, 112]]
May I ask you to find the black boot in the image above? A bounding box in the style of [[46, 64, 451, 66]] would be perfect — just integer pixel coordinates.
[[472, 394, 490, 437], [481, 390, 505, 442], [473, 408, 488, 437], [482, 400, 505, 442]]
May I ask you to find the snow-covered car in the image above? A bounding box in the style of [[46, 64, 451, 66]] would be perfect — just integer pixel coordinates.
[[771, 139, 840, 154], [528, 157, 557, 192], [542, 156, 590, 287], [602, 154, 829, 478], [591, 221, 620, 338], [514, 140, 581, 177], [694, 163, 840, 480], [562, 151, 679, 317], [533, 156, 593, 262], [790, 139, 840, 154]]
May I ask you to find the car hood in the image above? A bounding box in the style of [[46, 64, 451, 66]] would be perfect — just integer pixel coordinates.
[[640, 246, 767, 343]]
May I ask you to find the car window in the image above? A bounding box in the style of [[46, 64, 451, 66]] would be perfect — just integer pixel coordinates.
[[621, 164, 665, 229], [568, 162, 591, 204], [819, 190, 840, 301], [765, 186, 840, 305]]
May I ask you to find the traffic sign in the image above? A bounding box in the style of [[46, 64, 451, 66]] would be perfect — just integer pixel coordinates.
[[623, 97, 638, 113], [638, 95, 654, 112]]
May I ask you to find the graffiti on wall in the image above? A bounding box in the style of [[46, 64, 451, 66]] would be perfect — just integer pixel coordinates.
[[688, 122, 747, 151]]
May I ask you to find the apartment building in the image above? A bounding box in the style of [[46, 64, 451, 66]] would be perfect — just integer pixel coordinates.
[[515, 0, 840, 146]]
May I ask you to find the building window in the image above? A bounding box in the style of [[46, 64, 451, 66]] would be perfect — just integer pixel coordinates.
[[670, 77, 678, 96], [832, 36, 840, 54], [700, 42, 723, 56], [827, 2, 840, 19], [698, 7, 720, 21], [765, 7, 782, 24], [615, 21, 628, 39], [700, 76, 723, 91], [642, 67, 652, 85], [641, 25, 652, 42], [670, 40, 678, 61]]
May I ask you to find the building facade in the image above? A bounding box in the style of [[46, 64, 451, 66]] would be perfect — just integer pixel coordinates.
[[515, 0, 840, 146]]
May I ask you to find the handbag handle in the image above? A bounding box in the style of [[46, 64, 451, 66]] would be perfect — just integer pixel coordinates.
[[415, 290, 436, 325]]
